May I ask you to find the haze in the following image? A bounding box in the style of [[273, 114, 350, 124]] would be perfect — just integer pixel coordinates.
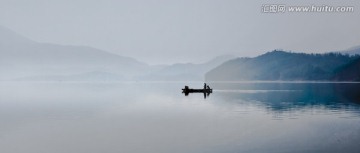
[[0, 0, 359, 64]]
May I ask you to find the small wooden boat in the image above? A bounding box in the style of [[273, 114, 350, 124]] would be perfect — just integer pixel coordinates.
[[182, 86, 212, 93]]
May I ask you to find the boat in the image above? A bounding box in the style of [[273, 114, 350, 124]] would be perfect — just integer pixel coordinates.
[[182, 86, 212, 93]]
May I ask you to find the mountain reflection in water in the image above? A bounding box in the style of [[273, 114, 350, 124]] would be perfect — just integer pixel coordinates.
[[212, 82, 360, 115]]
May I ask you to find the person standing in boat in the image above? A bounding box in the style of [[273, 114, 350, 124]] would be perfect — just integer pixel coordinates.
[[204, 83, 207, 90]]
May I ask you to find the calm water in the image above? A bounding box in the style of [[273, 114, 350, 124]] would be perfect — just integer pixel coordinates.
[[0, 82, 360, 153]]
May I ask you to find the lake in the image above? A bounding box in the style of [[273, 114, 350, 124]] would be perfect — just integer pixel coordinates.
[[0, 82, 359, 153]]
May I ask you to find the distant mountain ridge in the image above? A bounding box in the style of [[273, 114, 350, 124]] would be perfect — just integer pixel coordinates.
[[0, 26, 149, 80], [139, 55, 235, 81], [0, 25, 233, 81], [206, 50, 360, 81], [3, 25, 359, 82], [0, 25, 35, 46]]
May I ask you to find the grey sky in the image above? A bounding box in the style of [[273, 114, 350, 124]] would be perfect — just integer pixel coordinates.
[[0, 0, 359, 64]]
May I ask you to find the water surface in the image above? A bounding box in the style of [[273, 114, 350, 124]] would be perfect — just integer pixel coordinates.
[[0, 82, 359, 153]]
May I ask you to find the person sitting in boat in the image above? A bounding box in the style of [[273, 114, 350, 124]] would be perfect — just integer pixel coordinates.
[[207, 85, 210, 90]]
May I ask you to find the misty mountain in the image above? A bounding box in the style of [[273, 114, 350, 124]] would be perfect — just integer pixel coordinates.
[[0, 26, 149, 80], [205, 50, 360, 81], [0, 26, 35, 46], [139, 55, 235, 81]]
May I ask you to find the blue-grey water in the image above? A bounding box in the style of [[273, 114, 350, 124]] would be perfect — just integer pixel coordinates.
[[0, 82, 360, 153]]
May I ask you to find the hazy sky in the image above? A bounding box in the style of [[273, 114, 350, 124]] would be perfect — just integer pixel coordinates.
[[0, 0, 359, 64]]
